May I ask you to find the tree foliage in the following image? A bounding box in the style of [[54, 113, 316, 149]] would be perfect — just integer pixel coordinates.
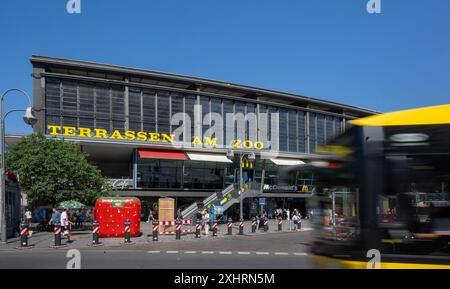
[[6, 133, 110, 206]]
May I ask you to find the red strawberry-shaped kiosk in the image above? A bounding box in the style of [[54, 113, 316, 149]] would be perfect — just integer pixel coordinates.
[[94, 196, 141, 237]]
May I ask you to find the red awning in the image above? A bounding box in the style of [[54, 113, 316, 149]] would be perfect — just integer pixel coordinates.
[[138, 149, 188, 160]]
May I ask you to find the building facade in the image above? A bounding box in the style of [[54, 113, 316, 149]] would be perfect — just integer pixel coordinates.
[[28, 55, 376, 219]]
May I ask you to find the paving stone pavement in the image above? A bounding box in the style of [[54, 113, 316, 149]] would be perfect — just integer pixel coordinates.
[[0, 219, 312, 251]]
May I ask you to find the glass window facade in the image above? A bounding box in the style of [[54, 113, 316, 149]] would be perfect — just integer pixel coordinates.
[[137, 159, 183, 189], [44, 77, 347, 154]]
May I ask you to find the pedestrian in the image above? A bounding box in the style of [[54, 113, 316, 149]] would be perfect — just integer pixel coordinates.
[[202, 210, 210, 235], [196, 208, 203, 222], [60, 209, 69, 236], [256, 213, 261, 230], [286, 208, 291, 230], [25, 208, 33, 224], [147, 208, 153, 223], [176, 208, 182, 220], [209, 206, 215, 231], [48, 208, 61, 231], [76, 209, 84, 228], [292, 209, 302, 231]]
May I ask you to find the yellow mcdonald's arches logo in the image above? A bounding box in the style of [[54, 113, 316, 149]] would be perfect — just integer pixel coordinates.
[[241, 159, 254, 168], [301, 185, 309, 192]]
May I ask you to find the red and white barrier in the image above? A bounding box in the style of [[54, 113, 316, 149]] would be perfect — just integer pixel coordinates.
[[20, 227, 28, 236], [159, 219, 192, 226], [160, 230, 190, 235]]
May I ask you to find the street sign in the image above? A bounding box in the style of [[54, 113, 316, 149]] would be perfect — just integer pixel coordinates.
[[259, 198, 266, 205]]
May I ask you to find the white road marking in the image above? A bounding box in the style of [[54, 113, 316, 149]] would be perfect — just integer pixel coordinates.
[[201, 251, 214, 254], [147, 251, 160, 254], [255, 252, 270, 255], [166, 251, 179, 254], [184, 251, 197, 254], [274, 252, 289, 255], [237, 252, 251, 255], [294, 253, 308, 256], [219, 251, 233, 255]]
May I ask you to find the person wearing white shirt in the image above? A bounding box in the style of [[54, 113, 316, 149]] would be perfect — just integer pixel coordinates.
[[60, 209, 69, 236]]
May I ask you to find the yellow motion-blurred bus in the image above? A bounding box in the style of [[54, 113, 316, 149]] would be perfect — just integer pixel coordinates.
[[300, 105, 450, 268]]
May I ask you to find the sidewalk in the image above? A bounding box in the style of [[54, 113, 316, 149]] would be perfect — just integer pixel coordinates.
[[0, 219, 312, 250]]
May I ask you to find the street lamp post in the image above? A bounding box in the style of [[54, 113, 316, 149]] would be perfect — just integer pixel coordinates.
[[0, 89, 37, 244]]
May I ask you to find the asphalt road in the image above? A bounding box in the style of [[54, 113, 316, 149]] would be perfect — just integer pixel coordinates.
[[0, 249, 312, 269], [0, 228, 314, 269]]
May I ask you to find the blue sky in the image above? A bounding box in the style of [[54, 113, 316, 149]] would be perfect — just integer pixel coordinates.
[[1, 0, 449, 134]]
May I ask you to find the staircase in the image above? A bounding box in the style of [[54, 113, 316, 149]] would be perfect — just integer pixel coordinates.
[[180, 184, 237, 220], [180, 172, 266, 220]]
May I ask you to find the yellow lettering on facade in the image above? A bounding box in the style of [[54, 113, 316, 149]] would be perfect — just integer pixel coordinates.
[[78, 127, 92, 138], [94, 129, 108, 139], [243, 140, 253, 149], [137, 131, 148, 141], [254, 141, 264, 150], [47, 125, 61, 135], [124, 130, 136, 141], [63, 126, 77, 137], [192, 136, 203, 145], [232, 139, 241, 148], [204, 137, 217, 147], [109, 130, 124, 140], [149, 133, 160, 142], [161, 134, 174, 143]]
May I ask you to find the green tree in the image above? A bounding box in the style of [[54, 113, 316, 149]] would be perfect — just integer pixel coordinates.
[[5, 133, 110, 206]]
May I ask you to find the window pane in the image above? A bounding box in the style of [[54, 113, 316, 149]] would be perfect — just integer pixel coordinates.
[[298, 111, 306, 153], [157, 90, 170, 135], [325, 115, 334, 143], [61, 80, 77, 117], [45, 78, 61, 116], [185, 94, 196, 143], [279, 109, 288, 152], [171, 92, 184, 135], [223, 100, 234, 147], [246, 103, 256, 141], [111, 85, 125, 132], [128, 87, 142, 131], [142, 89, 156, 132], [288, 110, 297, 152], [95, 83, 110, 131], [309, 113, 316, 153], [201, 96, 210, 138], [317, 114, 325, 147]]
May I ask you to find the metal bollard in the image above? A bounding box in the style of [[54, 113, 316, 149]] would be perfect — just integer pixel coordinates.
[[175, 218, 181, 240], [20, 222, 29, 247], [227, 218, 233, 235], [92, 220, 100, 245], [195, 219, 201, 238], [251, 217, 256, 233], [239, 218, 244, 235], [152, 219, 159, 241], [278, 217, 282, 231], [213, 219, 218, 237], [124, 219, 131, 243], [263, 218, 269, 232], [54, 222, 62, 247]]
